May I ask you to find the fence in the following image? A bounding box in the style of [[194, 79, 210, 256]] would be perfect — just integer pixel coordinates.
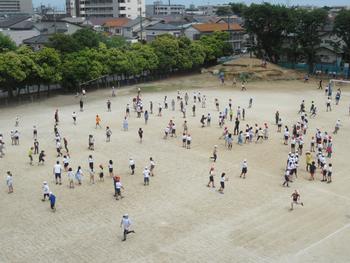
[[278, 62, 347, 78]]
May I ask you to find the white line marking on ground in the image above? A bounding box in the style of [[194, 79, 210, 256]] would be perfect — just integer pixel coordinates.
[[295, 223, 350, 257]]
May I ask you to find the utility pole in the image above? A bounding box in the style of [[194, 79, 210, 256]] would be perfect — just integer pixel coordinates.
[[139, 5, 143, 41], [53, 7, 57, 34]]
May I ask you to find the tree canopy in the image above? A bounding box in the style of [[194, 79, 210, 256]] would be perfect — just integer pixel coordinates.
[[334, 9, 350, 61], [0, 32, 17, 53]]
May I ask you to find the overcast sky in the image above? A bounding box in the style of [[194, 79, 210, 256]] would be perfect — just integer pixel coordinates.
[[33, 0, 350, 10]]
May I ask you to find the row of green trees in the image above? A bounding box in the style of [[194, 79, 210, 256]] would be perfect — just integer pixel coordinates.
[[0, 29, 231, 98], [217, 3, 350, 71]]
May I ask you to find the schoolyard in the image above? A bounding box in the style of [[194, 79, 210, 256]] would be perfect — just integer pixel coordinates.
[[1, 72, 350, 263]]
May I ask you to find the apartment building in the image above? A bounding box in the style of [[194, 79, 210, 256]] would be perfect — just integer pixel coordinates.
[[0, 0, 33, 15], [146, 1, 185, 16], [66, 0, 145, 19]]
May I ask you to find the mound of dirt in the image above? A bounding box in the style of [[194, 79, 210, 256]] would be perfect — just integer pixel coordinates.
[[209, 57, 303, 81]]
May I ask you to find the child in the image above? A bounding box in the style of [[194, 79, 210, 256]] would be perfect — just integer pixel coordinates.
[[123, 117, 128, 131], [310, 137, 315, 152], [88, 135, 95, 150], [28, 147, 34, 165], [75, 166, 83, 185], [108, 160, 114, 177], [282, 169, 290, 187], [33, 126, 38, 139], [182, 133, 187, 148], [309, 161, 316, 181], [53, 161, 62, 185], [67, 168, 75, 188], [106, 126, 112, 142], [34, 139, 39, 154], [6, 171, 13, 193], [80, 99, 84, 112], [63, 155, 69, 171], [149, 157, 155, 176], [305, 152, 312, 171], [99, 165, 104, 181], [207, 167, 215, 188], [138, 128, 143, 143], [129, 158, 135, 175], [210, 145, 218, 162], [38, 150, 46, 165], [290, 190, 303, 210], [42, 181, 50, 201], [143, 167, 150, 186], [115, 179, 124, 200], [186, 134, 192, 149], [95, 115, 101, 128], [218, 173, 226, 193], [89, 167, 95, 184], [49, 192, 56, 212], [240, 160, 248, 179], [327, 163, 332, 183], [321, 163, 327, 182], [72, 112, 77, 125]]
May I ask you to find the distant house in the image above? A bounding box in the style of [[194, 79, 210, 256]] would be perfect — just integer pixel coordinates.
[[22, 34, 51, 50], [19, 20, 83, 50], [103, 18, 130, 36], [184, 23, 244, 50], [145, 23, 181, 42], [122, 17, 158, 40], [0, 17, 39, 45], [316, 22, 345, 65]]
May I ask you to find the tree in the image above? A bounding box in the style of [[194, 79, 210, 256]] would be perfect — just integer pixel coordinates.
[[177, 36, 193, 70], [61, 49, 104, 90], [72, 28, 105, 50], [0, 51, 41, 97], [295, 8, 328, 72], [131, 43, 159, 72], [151, 35, 180, 73], [34, 47, 62, 93], [104, 36, 129, 49], [200, 31, 231, 63], [228, 2, 247, 16], [0, 32, 16, 52], [47, 33, 80, 53], [243, 3, 291, 62], [189, 42, 206, 68], [216, 6, 232, 16], [334, 9, 350, 61]]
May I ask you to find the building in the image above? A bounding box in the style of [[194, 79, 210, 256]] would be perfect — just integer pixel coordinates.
[[103, 17, 130, 36], [0, 15, 84, 47], [146, 1, 185, 17], [184, 23, 244, 50], [122, 16, 158, 40], [66, 0, 145, 19], [145, 22, 180, 42], [197, 5, 230, 16], [0, 0, 33, 15]]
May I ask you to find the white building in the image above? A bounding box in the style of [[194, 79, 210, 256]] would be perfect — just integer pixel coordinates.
[[146, 1, 185, 16], [66, 0, 145, 19], [0, 0, 33, 14]]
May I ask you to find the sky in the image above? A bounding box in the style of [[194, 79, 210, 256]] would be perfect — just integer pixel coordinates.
[[32, 0, 350, 10]]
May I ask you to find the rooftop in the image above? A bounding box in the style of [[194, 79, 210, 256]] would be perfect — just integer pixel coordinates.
[[146, 23, 179, 31], [103, 18, 131, 28], [192, 23, 243, 33]]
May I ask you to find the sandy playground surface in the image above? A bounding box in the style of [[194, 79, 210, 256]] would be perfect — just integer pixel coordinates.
[[1, 69, 350, 263]]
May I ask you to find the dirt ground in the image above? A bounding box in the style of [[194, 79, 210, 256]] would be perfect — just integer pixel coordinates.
[[1, 71, 350, 263]]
